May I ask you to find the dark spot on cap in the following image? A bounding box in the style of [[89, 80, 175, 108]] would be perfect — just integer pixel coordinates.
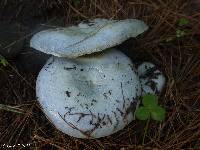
[[102, 122, 106, 126], [116, 108, 124, 116], [65, 91, 71, 97], [103, 93, 108, 99], [108, 90, 112, 95], [92, 99, 97, 103], [64, 65, 76, 70], [128, 64, 134, 71]]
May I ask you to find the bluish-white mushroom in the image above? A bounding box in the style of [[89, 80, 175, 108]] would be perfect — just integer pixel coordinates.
[[30, 18, 148, 58], [31, 18, 166, 138], [37, 49, 141, 138], [137, 62, 166, 95]]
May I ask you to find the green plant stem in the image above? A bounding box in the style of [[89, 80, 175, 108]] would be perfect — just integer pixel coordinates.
[[142, 118, 150, 145]]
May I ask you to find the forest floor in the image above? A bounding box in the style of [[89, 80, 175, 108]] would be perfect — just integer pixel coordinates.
[[0, 0, 200, 149]]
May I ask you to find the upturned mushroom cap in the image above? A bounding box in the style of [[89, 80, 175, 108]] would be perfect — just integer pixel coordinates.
[[30, 18, 148, 58], [36, 48, 141, 138]]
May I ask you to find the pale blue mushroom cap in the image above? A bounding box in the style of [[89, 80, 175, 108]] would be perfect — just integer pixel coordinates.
[[36, 49, 141, 138], [30, 18, 148, 58]]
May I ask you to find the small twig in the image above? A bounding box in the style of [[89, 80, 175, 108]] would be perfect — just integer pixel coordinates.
[[33, 135, 66, 150], [0, 104, 25, 114], [90, 1, 110, 18], [66, 1, 88, 19]]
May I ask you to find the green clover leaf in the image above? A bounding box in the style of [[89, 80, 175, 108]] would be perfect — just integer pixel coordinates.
[[135, 94, 166, 122], [176, 29, 185, 38], [151, 106, 166, 121], [136, 94, 166, 145], [135, 106, 150, 121], [142, 94, 158, 109], [178, 17, 189, 26], [0, 58, 8, 66]]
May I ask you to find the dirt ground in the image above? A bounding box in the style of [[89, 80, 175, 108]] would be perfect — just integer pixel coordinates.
[[0, 0, 200, 149]]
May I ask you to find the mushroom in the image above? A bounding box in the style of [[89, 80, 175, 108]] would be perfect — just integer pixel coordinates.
[[31, 18, 166, 138], [36, 49, 141, 138], [30, 18, 148, 58], [137, 62, 166, 95]]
